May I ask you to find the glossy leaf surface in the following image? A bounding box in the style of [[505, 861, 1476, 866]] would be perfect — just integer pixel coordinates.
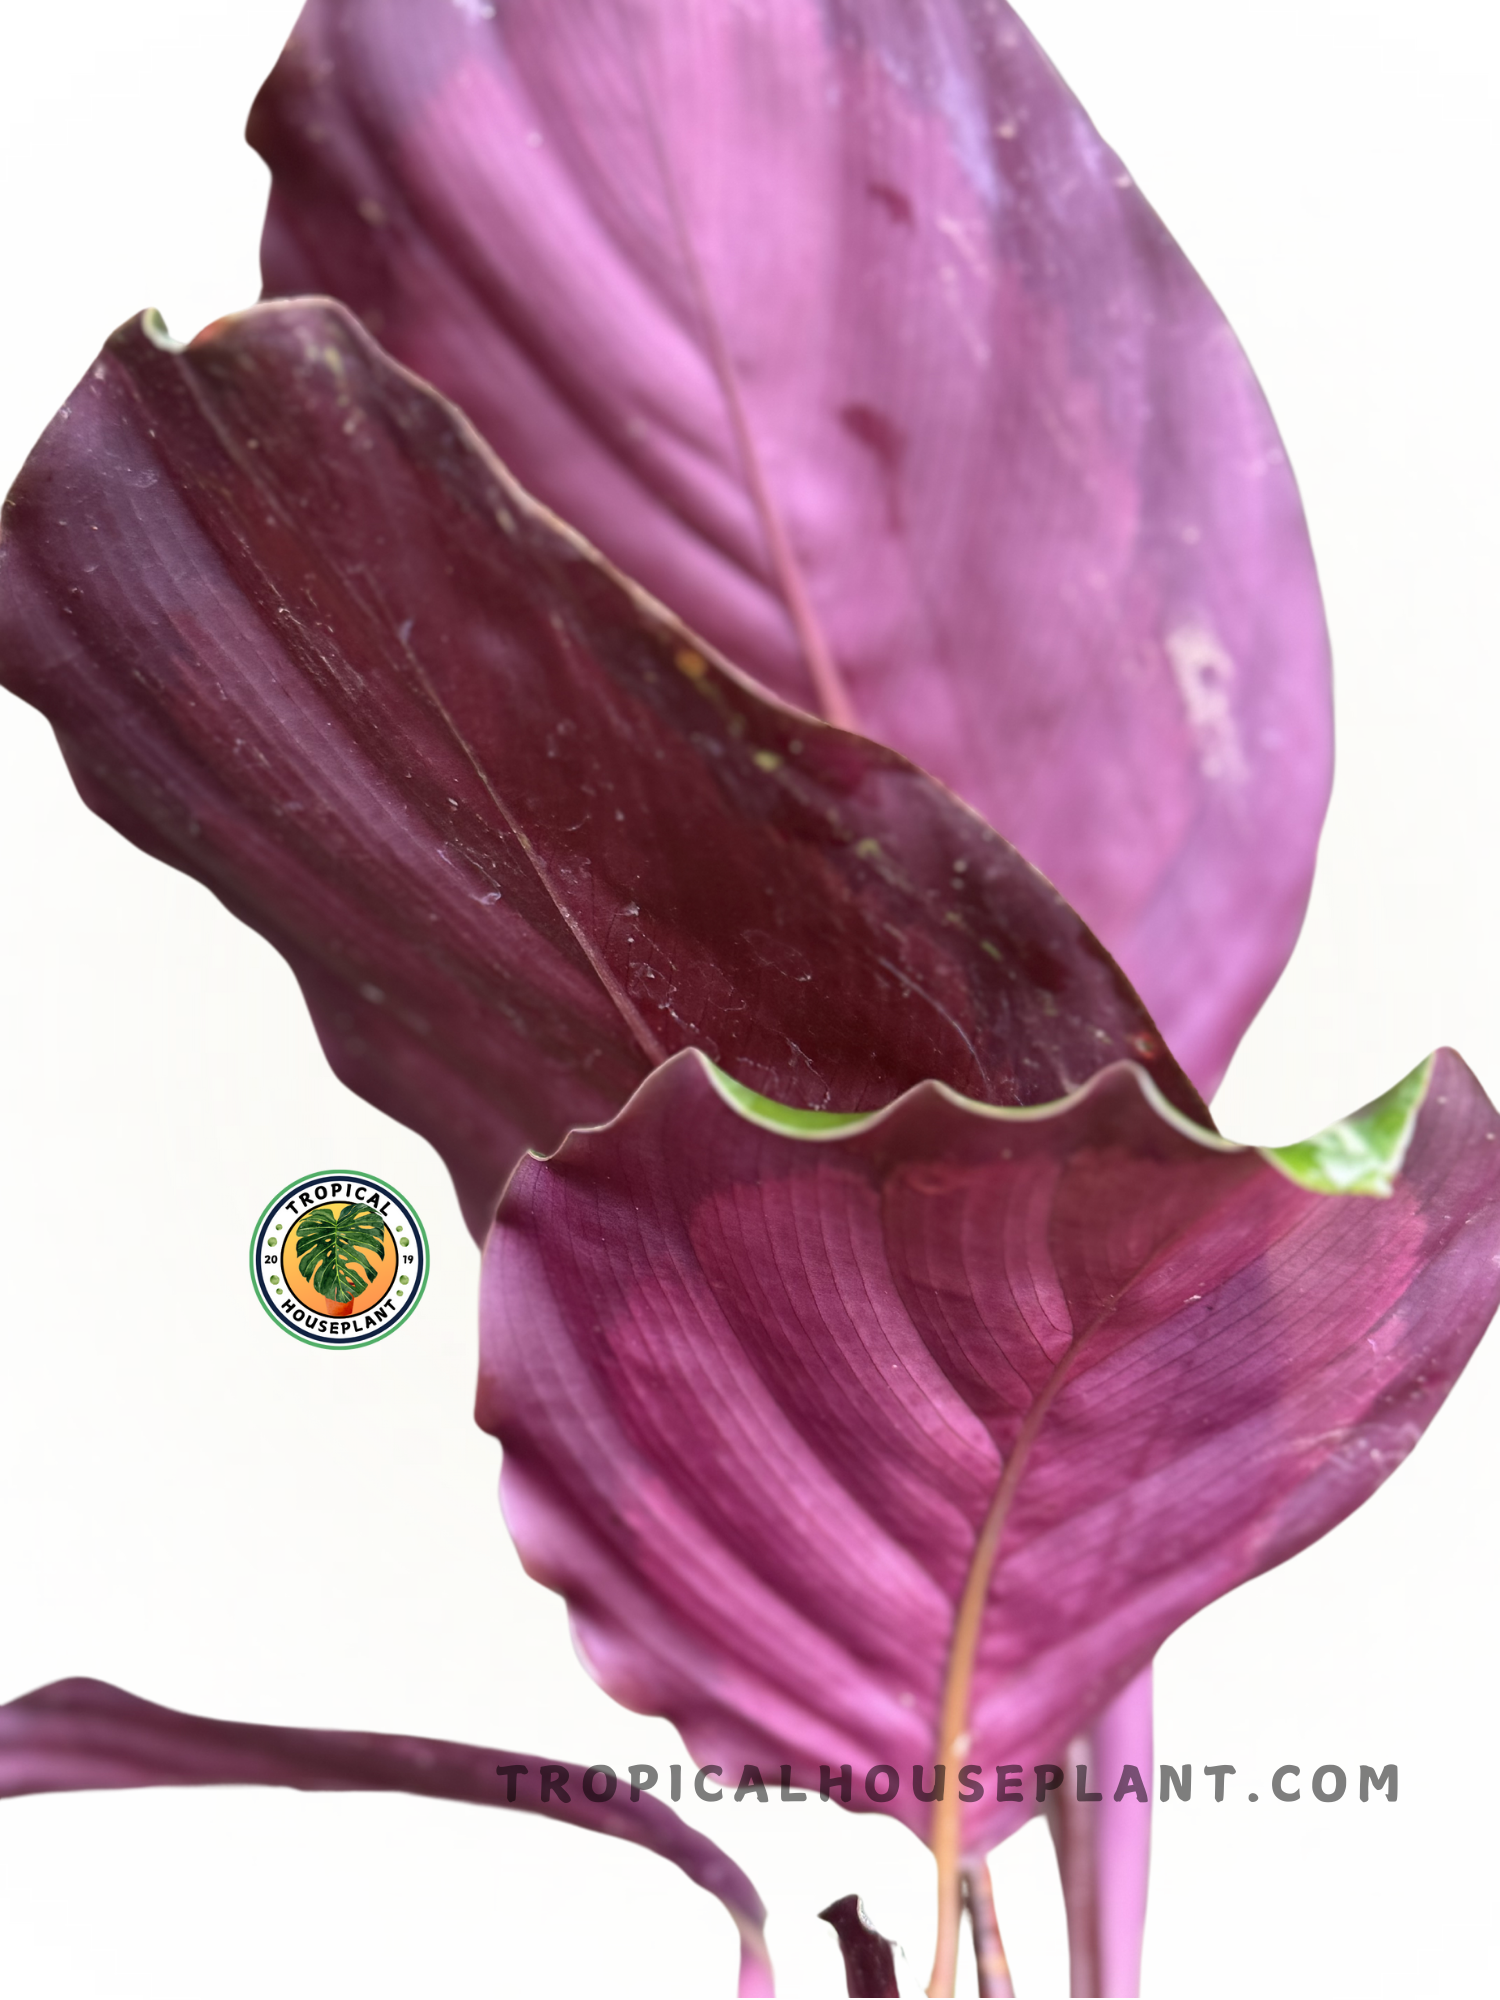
[[0, 301, 1200, 1237], [0, 1677, 772, 1995], [478, 1047, 1500, 1855], [251, 0, 1333, 1092]]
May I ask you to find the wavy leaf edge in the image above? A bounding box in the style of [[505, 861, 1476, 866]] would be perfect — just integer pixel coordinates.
[[521, 1046, 1436, 1199]]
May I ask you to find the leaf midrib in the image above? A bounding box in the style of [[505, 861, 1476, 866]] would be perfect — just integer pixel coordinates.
[[156, 319, 673, 1076], [617, 7, 858, 734]]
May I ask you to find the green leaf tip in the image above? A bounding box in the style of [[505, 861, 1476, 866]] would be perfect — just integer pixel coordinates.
[[1264, 1056, 1434, 1197]]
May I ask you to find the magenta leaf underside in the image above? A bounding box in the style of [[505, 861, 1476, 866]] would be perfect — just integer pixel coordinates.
[[0, 300, 1201, 1242], [250, 0, 1333, 1094], [478, 1048, 1500, 1856], [0, 1677, 774, 1996]]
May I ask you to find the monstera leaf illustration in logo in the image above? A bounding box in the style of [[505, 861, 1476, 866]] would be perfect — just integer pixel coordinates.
[[293, 1203, 388, 1310]]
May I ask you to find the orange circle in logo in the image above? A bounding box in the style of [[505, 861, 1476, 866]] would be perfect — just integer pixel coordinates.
[[282, 1201, 400, 1318]]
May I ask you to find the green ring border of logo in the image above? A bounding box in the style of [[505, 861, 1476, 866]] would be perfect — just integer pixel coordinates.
[[249, 1169, 431, 1349]]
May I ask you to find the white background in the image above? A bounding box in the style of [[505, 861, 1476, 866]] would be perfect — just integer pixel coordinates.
[[0, 3, 1496, 1993]]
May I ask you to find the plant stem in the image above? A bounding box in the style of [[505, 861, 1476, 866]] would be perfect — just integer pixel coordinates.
[[1048, 1735, 1101, 1998], [1073, 1666, 1154, 1997], [1044, 1678, 1156, 1995], [925, 1347, 1079, 1995], [924, 1197, 1212, 1997], [963, 1857, 1016, 1998]]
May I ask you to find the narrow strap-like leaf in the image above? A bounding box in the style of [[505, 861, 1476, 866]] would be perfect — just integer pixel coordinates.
[[0, 1678, 772, 1996]]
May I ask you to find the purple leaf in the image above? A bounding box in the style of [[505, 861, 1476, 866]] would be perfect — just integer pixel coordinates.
[[250, 0, 1333, 1092], [476, 1045, 1500, 1983], [817, 1894, 900, 1998], [0, 300, 1201, 1238], [0, 1676, 773, 1997]]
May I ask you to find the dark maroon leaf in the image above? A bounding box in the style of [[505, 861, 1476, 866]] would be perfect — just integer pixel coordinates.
[[0, 1676, 772, 1996], [250, 0, 1332, 1093], [0, 300, 1201, 1237], [818, 1895, 900, 1998]]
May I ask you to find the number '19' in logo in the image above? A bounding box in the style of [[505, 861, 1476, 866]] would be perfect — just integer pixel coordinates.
[[250, 1172, 429, 1347]]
